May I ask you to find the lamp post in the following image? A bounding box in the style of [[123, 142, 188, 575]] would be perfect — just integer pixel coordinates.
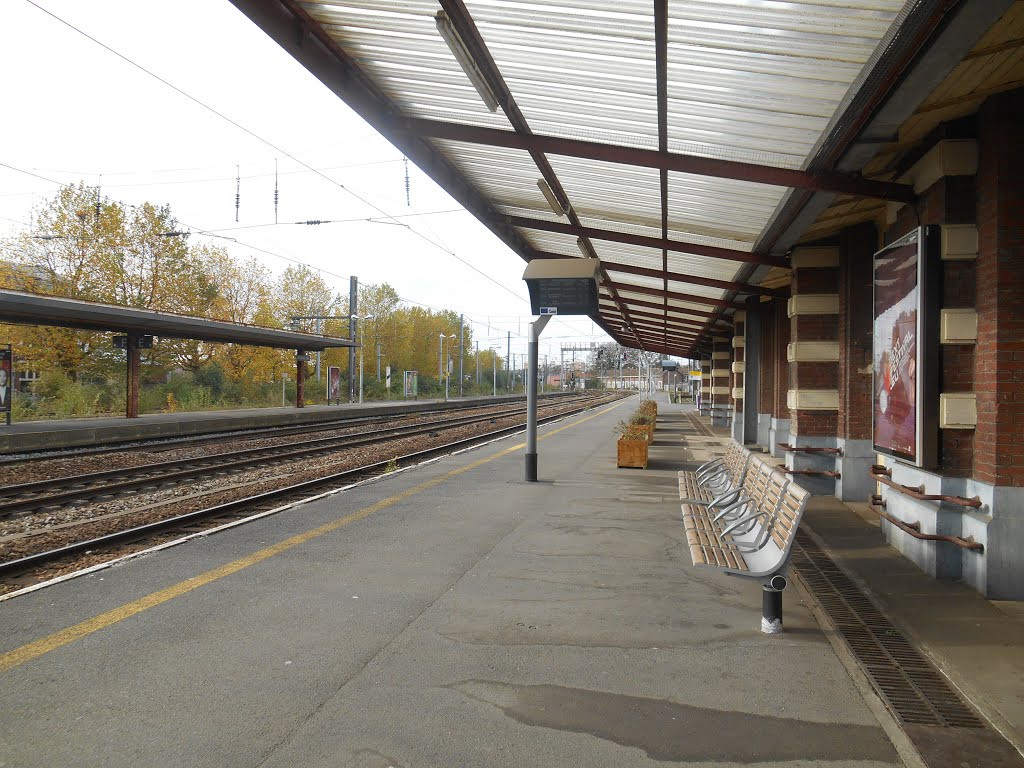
[[352, 314, 373, 403], [439, 333, 455, 401]]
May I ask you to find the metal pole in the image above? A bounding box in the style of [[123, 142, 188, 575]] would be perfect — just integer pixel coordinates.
[[438, 335, 443, 393], [296, 350, 306, 408], [376, 342, 382, 380], [348, 277, 358, 403], [475, 341, 480, 388], [358, 327, 365, 404], [459, 314, 464, 397], [315, 318, 321, 382], [492, 353, 496, 397], [526, 314, 552, 482], [506, 331, 511, 393]]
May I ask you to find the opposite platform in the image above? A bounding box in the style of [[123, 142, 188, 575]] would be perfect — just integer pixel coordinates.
[[1, 395, 903, 767], [0, 393, 547, 453]]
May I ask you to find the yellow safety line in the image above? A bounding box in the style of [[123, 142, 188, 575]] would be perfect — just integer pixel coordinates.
[[0, 400, 626, 674]]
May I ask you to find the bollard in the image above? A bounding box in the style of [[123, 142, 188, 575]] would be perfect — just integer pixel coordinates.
[[761, 574, 787, 634]]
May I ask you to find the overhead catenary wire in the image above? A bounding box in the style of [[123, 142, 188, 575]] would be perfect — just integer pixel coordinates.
[[21, 0, 528, 306]]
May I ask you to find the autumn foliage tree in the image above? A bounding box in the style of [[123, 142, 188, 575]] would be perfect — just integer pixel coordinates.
[[0, 184, 497, 416]]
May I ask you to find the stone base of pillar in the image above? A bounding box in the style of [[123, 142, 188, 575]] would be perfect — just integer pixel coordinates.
[[881, 466, 1024, 599], [711, 405, 730, 429], [757, 413, 771, 448], [784, 433, 838, 496], [835, 439, 874, 502], [731, 409, 744, 443], [768, 418, 791, 459]]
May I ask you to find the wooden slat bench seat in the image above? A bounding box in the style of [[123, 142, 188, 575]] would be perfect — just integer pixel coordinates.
[[677, 442, 751, 507], [680, 456, 811, 633]]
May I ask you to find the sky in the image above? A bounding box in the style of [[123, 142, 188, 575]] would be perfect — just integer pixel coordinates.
[[0, 0, 616, 365]]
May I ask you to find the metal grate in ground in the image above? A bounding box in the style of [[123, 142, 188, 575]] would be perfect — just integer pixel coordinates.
[[793, 530, 985, 729]]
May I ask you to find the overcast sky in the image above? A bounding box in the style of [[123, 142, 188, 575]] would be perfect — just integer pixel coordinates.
[[0, 0, 617, 364]]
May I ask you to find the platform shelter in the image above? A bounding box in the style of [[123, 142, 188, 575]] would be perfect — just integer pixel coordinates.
[[0, 289, 355, 417], [222, 1, 1024, 599]]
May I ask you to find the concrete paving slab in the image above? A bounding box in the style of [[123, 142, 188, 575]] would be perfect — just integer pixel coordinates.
[[1, 395, 904, 767]]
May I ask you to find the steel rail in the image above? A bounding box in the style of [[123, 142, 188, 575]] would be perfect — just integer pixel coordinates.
[[0, 400, 588, 516], [0, 395, 613, 577]]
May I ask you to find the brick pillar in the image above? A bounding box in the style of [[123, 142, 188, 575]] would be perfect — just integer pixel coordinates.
[[699, 357, 711, 415], [973, 90, 1024, 598], [786, 247, 841, 494], [769, 297, 791, 457], [836, 223, 878, 500], [882, 137, 979, 586], [758, 301, 775, 446], [711, 337, 731, 428], [730, 312, 745, 442]]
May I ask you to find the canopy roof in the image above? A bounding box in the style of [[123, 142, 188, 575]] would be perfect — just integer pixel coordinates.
[[0, 290, 355, 351], [229, 0, 1020, 355]]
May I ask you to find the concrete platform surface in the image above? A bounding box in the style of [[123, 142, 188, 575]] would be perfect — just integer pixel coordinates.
[[0, 394, 955, 767]]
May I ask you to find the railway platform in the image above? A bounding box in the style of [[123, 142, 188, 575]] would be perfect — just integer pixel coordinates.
[[1, 394, 1022, 767], [0, 393, 546, 454]]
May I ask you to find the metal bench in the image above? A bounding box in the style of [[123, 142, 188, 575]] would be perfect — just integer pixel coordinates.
[[681, 457, 810, 634], [677, 442, 751, 507]]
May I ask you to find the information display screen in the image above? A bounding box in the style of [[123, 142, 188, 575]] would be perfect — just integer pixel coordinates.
[[527, 278, 599, 316]]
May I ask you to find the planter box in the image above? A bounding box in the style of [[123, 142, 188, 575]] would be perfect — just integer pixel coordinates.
[[617, 437, 649, 469]]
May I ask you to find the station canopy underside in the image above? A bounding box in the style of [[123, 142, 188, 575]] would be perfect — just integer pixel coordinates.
[[0, 290, 355, 351], [231, 0, 1022, 357]]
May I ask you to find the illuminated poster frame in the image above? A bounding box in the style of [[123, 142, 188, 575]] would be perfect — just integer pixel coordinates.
[[872, 226, 940, 467]]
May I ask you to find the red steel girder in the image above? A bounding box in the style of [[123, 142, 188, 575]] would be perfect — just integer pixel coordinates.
[[602, 294, 732, 324], [508, 215, 786, 267], [394, 117, 917, 204], [605, 280, 746, 310]]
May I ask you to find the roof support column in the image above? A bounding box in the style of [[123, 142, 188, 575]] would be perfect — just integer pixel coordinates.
[[296, 350, 307, 409], [836, 223, 880, 502], [126, 331, 140, 419], [786, 247, 841, 495], [710, 338, 731, 429], [769, 298, 791, 458]]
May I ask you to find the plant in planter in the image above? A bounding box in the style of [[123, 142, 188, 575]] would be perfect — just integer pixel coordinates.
[[615, 418, 650, 469]]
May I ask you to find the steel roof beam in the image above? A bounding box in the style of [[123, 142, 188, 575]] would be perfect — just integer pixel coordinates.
[[533, 251, 778, 297], [507, 215, 787, 267], [602, 294, 732, 324], [602, 304, 716, 332], [437, 0, 643, 348], [394, 117, 917, 204], [605, 280, 747, 310]]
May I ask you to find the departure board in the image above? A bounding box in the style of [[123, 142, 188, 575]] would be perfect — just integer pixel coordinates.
[[527, 278, 599, 316]]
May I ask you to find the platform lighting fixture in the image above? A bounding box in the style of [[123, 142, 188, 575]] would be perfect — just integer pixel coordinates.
[[576, 237, 597, 259], [537, 179, 567, 217], [435, 10, 499, 113]]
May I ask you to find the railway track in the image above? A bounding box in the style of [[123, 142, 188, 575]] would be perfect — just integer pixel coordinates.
[[0, 393, 582, 465], [0, 400, 576, 517], [0, 392, 624, 592]]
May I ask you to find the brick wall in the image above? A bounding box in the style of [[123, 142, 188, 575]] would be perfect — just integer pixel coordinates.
[[839, 223, 876, 441], [975, 90, 1024, 486]]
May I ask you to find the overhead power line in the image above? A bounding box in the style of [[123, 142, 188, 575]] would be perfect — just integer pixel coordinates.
[[22, 0, 528, 306]]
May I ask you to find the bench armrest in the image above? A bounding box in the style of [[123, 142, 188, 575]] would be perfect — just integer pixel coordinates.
[[720, 508, 771, 537], [711, 495, 753, 522], [696, 456, 725, 474]]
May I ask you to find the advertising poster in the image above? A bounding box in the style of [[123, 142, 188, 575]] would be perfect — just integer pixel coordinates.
[[0, 345, 11, 418], [327, 366, 341, 403], [873, 230, 921, 464]]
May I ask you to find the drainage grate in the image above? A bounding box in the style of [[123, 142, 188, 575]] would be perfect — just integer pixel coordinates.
[[793, 531, 985, 729], [684, 413, 715, 437]]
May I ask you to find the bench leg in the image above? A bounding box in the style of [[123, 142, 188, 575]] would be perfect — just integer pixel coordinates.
[[761, 575, 787, 634]]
